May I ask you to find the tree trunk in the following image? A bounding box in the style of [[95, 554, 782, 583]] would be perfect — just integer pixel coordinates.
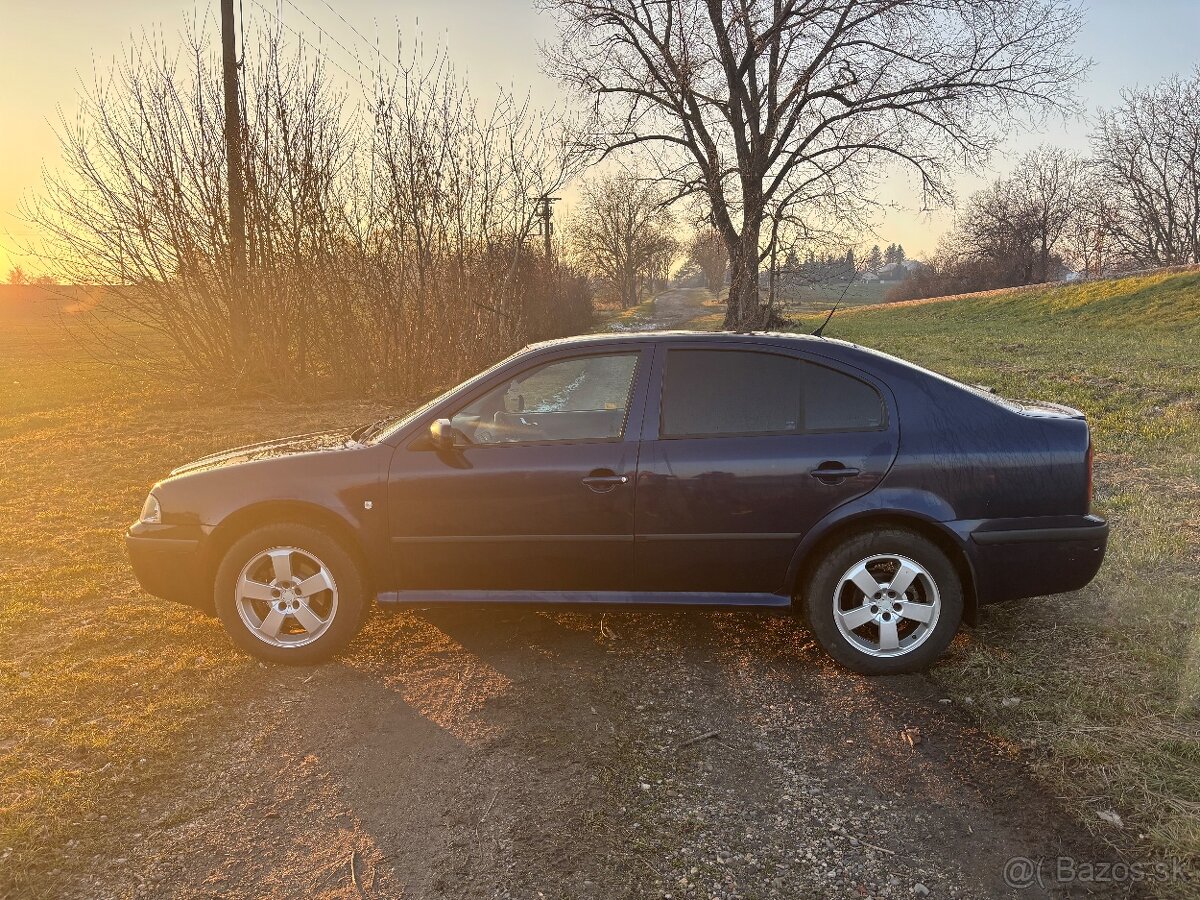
[[622, 264, 636, 307], [722, 223, 762, 330]]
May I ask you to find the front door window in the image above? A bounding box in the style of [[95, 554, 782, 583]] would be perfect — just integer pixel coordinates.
[[451, 353, 639, 444]]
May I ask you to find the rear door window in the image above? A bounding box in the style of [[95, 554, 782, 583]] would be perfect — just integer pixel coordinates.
[[659, 349, 883, 437], [661, 350, 802, 436]]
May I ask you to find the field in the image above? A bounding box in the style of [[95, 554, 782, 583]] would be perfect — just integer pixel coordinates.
[[793, 270, 1200, 863], [775, 279, 890, 313], [1, 273, 1198, 897]]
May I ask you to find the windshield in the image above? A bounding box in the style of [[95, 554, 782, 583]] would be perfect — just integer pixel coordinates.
[[364, 349, 529, 443]]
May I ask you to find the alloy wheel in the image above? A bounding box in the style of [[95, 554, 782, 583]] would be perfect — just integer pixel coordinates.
[[234, 546, 339, 648], [832, 553, 941, 658]]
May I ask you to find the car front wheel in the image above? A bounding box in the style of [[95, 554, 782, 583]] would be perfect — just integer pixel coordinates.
[[803, 528, 963, 675], [214, 523, 368, 664]]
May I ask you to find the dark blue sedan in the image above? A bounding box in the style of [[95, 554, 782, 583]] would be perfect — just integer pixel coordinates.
[[126, 332, 1108, 674]]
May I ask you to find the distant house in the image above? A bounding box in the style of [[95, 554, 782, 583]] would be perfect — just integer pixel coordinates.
[[878, 260, 928, 281]]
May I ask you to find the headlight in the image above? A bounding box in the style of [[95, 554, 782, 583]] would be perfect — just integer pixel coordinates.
[[140, 493, 162, 524]]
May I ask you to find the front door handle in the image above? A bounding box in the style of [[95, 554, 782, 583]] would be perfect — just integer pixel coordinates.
[[581, 469, 629, 492], [810, 463, 861, 484]]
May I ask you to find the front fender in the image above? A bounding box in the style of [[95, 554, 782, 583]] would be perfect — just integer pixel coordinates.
[[151, 443, 394, 586]]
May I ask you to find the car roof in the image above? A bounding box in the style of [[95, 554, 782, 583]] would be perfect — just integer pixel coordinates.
[[526, 330, 842, 351], [521, 329, 925, 386]]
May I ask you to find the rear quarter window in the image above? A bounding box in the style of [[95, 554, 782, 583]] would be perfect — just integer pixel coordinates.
[[803, 361, 885, 431]]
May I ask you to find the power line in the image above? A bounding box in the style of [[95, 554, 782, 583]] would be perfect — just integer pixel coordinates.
[[314, 0, 399, 72], [280, 0, 369, 75], [245, 0, 368, 89]]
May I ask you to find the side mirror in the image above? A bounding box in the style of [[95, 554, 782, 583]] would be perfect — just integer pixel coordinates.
[[429, 418, 457, 451]]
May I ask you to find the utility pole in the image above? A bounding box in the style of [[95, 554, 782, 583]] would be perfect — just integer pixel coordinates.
[[221, 0, 249, 367], [535, 195, 560, 263]]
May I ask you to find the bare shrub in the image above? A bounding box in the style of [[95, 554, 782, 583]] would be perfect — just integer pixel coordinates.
[[26, 26, 587, 396]]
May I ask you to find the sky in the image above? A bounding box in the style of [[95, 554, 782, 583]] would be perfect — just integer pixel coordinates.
[[1, 0, 1198, 276]]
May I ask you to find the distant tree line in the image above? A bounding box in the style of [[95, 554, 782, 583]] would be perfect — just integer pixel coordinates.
[[893, 68, 1200, 301], [5, 267, 56, 286], [685, 228, 728, 295]]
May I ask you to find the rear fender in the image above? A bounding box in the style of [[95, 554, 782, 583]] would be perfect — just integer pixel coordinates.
[[783, 489, 982, 624]]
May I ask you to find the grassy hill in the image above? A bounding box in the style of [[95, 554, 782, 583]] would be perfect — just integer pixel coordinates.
[[805, 270, 1200, 454], [798, 270, 1200, 872]]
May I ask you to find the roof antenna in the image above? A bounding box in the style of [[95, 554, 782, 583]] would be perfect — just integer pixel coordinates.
[[812, 276, 854, 337]]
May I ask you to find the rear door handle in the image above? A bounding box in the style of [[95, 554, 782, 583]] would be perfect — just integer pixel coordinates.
[[810, 464, 861, 483], [582, 469, 629, 492]]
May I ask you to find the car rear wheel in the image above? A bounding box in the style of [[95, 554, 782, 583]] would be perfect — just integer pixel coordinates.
[[214, 523, 368, 664], [803, 528, 963, 675]]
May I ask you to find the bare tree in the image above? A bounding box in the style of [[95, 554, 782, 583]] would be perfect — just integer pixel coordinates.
[[1091, 69, 1200, 267], [569, 173, 678, 307], [687, 227, 727, 293], [5, 266, 28, 285], [542, 0, 1087, 328], [944, 181, 1042, 285], [947, 146, 1085, 284], [1016, 146, 1087, 281]]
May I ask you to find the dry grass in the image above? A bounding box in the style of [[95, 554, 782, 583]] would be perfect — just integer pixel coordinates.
[[0, 322, 393, 898], [794, 270, 1200, 870], [593, 296, 660, 330]]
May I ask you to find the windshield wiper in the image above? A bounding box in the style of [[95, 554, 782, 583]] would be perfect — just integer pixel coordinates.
[[350, 415, 395, 443]]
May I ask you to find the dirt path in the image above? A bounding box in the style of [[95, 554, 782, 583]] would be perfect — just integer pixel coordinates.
[[605, 287, 717, 332], [651, 287, 717, 328], [69, 610, 1131, 900], [61, 297, 1140, 900]]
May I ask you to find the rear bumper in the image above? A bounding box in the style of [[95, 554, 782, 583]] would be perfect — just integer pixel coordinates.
[[126, 521, 210, 610], [960, 514, 1108, 605]]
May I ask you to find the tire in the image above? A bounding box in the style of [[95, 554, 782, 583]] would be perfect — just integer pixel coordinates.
[[214, 523, 368, 665], [802, 528, 962, 675]]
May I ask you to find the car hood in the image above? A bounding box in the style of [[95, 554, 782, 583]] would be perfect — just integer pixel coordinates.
[[168, 428, 367, 477]]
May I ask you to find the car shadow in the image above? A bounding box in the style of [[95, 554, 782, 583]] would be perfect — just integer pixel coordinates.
[[179, 604, 1130, 899]]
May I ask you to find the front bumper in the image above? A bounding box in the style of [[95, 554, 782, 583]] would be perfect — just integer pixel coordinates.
[[126, 521, 210, 610], [962, 514, 1109, 605]]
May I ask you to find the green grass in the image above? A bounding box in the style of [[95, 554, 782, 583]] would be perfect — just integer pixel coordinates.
[[796, 271, 1200, 871]]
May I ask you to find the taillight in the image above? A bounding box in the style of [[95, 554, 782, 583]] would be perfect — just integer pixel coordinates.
[[1086, 438, 1094, 513]]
